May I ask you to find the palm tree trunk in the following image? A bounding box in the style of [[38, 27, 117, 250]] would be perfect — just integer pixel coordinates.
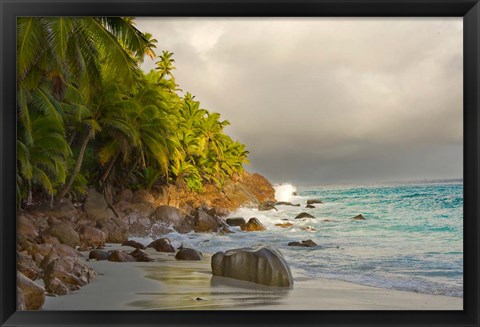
[[123, 155, 142, 183], [56, 131, 91, 201], [100, 151, 120, 184]]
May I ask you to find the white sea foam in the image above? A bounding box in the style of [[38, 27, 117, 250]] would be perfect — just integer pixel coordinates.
[[274, 183, 297, 202]]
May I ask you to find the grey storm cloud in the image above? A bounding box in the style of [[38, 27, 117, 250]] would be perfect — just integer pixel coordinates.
[[135, 17, 463, 185]]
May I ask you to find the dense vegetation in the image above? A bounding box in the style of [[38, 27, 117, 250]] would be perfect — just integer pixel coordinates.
[[17, 17, 249, 208]]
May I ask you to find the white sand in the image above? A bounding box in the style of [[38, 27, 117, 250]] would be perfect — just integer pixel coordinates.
[[43, 244, 462, 310]]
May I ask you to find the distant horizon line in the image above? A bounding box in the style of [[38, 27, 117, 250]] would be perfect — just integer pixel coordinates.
[[268, 177, 463, 188]]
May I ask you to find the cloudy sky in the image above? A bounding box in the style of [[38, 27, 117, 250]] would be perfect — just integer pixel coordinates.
[[135, 18, 463, 185]]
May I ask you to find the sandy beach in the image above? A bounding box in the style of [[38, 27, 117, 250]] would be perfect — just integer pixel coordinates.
[[42, 244, 462, 311]]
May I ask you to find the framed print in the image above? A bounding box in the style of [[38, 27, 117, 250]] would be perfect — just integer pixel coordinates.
[[1, 0, 479, 326]]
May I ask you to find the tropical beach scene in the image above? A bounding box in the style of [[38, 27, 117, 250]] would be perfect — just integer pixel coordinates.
[[16, 17, 463, 310]]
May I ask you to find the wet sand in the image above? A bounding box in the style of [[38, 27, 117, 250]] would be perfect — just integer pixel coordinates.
[[42, 244, 463, 310]]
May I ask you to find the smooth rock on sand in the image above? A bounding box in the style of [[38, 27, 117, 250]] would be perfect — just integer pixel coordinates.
[[175, 248, 203, 261], [147, 238, 175, 253], [122, 240, 146, 250], [211, 246, 293, 287]]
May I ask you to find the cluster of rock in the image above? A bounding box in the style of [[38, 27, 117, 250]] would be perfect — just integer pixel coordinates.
[[16, 172, 277, 309]]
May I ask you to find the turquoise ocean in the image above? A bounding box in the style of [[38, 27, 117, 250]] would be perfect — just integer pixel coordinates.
[[136, 180, 463, 297]]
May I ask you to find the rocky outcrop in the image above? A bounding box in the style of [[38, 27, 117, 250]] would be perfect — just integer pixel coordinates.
[[352, 214, 366, 220], [222, 181, 261, 208], [193, 208, 231, 233], [175, 248, 203, 261], [240, 173, 276, 203], [77, 225, 106, 249], [17, 252, 41, 280], [43, 257, 96, 295], [240, 218, 266, 231], [226, 217, 246, 226], [17, 215, 39, 239], [132, 189, 155, 204], [306, 199, 322, 205], [17, 272, 45, 310], [295, 212, 315, 219], [45, 198, 78, 221], [149, 205, 194, 234], [114, 189, 133, 203], [96, 218, 129, 243], [211, 246, 293, 287], [17, 286, 26, 310], [83, 189, 115, 220], [147, 238, 175, 253], [49, 223, 80, 248], [287, 239, 317, 247]]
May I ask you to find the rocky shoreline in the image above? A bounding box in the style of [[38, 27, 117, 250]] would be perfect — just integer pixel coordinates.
[[16, 172, 279, 310]]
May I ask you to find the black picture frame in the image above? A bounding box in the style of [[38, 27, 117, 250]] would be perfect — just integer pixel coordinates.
[[1, 0, 479, 326]]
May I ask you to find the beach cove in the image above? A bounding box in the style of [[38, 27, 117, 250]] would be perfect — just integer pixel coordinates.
[[42, 244, 462, 311], [17, 176, 463, 311]]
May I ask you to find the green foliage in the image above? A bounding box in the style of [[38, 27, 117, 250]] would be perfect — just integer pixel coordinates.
[[16, 17, 250, 208]]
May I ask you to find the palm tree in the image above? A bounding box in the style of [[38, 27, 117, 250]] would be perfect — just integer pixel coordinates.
[[16, 17, 154, 202]]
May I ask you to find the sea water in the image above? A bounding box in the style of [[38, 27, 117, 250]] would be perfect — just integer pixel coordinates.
[[135, 180, 463, 297]]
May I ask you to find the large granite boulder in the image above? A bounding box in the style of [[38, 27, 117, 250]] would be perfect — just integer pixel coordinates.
[[240, 218, 266, 231], [17, 272, 45, 310], [240, 172, 276, 203], [147, 238, 175, 252], [83, 189, 115, 220], [211, 246, 293, 287], [222, 181, 261, 208], [43, 257, 96, 295], [49, 223, 80, 248], [149, 205, 194, 233]]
